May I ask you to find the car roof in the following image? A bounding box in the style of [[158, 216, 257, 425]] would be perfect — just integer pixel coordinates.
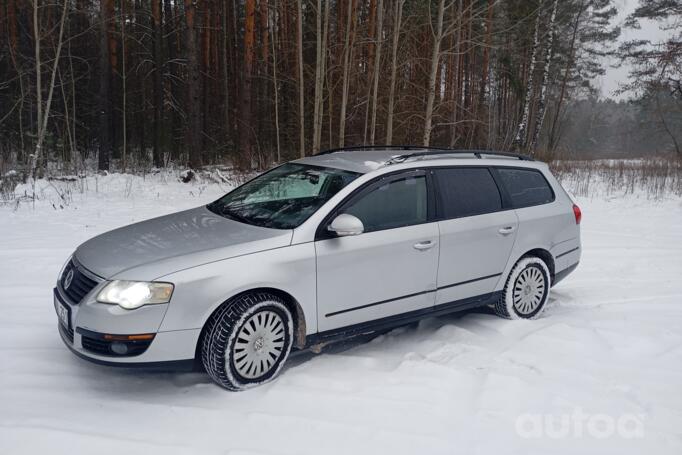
[[293, 147, 542, 174]]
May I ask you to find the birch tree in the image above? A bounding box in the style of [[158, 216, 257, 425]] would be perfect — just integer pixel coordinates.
[[30, 0, 69, 181], [529, 0, 559, 154], [512, 3, 542, 152]]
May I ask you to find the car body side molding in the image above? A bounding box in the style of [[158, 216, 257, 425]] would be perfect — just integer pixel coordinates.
[[324, 272, 503, 318], [306, 291, 501, 348]]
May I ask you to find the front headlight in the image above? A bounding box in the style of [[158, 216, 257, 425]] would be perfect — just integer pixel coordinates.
[[96, 281, 174, 310]]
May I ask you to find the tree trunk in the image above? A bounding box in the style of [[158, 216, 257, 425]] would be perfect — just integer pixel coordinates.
[[369, 0, 383, 145], [450, 0, 463, 147], [312, 0, 329, 153], [239, 0, 256, 167], [512, 6, 541, 152], [270, 0, 281, 162], [7, 0, 18, 55], [548, 0, 585, 152], [31, 0, 69, 181], [312, 0, 323, 153], [473, 0, 494, 147], [260, 0, 269, 64], [152, 0, 164, 167], [184, 0, 203, 169], [422, 0, 446, 146], [164, 0, 179, 159], [296, 0, 305, 157], [200, 0, 211, 154], [34, 0, 42, 142], [338, 0, 355, 147], [385, 0, 403, 145], [654, 90, 681, 156], [120, 0, 127, 169], [221, 0, 231, 153], [529, 0, 559, 154], [98, 0, 114, 171], [363, 0, 377, 144]]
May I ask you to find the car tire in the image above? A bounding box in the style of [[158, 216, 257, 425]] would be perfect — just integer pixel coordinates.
[[201, 292, 294, 391], [494, 256, 551, 320]]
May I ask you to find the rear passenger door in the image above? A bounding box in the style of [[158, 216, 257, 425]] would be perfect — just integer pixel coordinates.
[[433, 167, 518, 307], [493, 167, 578, 273]]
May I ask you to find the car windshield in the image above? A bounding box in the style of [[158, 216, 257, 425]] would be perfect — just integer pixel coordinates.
[[207, 163, 360, 229]]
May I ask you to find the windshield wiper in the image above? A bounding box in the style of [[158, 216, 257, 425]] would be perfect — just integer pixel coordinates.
[[209, 203, 252, 224]]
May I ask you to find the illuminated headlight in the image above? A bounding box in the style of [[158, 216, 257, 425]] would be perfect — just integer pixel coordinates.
[[96, 281, 174, 310]]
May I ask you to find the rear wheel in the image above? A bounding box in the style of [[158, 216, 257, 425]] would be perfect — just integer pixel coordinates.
[[201, 292, 294, 390], [494, 256, 551, 320]]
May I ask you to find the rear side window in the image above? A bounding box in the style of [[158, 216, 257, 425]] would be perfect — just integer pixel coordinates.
[[434, 168, 502, 219], [496, 168, 554, 208]]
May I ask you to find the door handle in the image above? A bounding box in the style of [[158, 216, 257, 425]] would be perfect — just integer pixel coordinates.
[[413, 240, 435, 251], [498, 226, 516, 235]]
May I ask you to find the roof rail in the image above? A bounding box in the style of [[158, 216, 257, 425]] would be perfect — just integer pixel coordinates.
[[315, 145, 533, 162], [388, 149, 533, 163], [315, 145, 441, 155]]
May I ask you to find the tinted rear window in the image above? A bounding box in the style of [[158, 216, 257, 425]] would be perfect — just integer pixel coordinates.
[[434, 168, 502, 219], [496, 168, 554, 208]]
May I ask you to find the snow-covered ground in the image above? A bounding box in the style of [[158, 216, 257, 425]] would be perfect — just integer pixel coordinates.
[[1, 173, 681, 455]]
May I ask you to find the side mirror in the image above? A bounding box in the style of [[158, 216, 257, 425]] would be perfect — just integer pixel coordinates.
[[327, 214, 364, 237]]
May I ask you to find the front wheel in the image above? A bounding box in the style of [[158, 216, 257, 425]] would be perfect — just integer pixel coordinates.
[[494, 256, 551, 320], [201, 292, 294, 391]]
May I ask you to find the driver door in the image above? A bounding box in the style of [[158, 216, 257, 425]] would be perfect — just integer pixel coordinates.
[[315, 170, 440, 331]]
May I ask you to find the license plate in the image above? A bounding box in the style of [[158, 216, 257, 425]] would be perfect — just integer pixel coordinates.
[[54, 295, 70, 330]]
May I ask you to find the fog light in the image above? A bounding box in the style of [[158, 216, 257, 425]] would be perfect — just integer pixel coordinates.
[[110, 342, 129, 355]]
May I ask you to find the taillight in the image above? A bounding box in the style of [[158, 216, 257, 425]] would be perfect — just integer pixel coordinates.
[[572, 204, 582, 224]]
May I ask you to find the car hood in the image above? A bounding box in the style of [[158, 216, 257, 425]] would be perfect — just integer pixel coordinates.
[[74, 206, 293, 280]]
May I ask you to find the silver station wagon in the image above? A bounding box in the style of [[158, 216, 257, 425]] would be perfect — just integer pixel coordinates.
[[54, 146, 582, 390]]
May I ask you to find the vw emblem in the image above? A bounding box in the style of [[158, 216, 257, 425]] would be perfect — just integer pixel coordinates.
[[63, 269, 74, 290]]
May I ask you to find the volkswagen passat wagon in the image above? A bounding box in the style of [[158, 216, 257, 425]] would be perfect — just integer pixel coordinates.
[[54, 147, 581, 390]]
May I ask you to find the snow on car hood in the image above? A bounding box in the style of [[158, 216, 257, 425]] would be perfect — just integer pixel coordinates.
[[74, 206, 292, 280]]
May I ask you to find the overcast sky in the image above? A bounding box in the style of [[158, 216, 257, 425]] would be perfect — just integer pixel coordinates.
[[595, 0, 675, 100]]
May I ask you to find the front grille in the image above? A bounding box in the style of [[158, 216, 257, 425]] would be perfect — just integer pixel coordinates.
[[58, 321, 74, 344], [61, 259, 100, 304]]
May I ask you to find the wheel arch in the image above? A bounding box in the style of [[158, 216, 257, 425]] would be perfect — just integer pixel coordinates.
[[521, 248, 555, 283], [195, 287, 307, 362]]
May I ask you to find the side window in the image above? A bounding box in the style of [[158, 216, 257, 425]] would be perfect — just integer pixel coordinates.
[[496, 168, 554, 208], [434, 168, 502, 219], [342, 175, 427, 232]]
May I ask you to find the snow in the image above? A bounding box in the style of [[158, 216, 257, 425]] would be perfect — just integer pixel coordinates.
[[1, 172, 681, 455]]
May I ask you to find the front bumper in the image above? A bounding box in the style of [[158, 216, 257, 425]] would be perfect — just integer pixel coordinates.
[[54, 287, 200, 368]]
